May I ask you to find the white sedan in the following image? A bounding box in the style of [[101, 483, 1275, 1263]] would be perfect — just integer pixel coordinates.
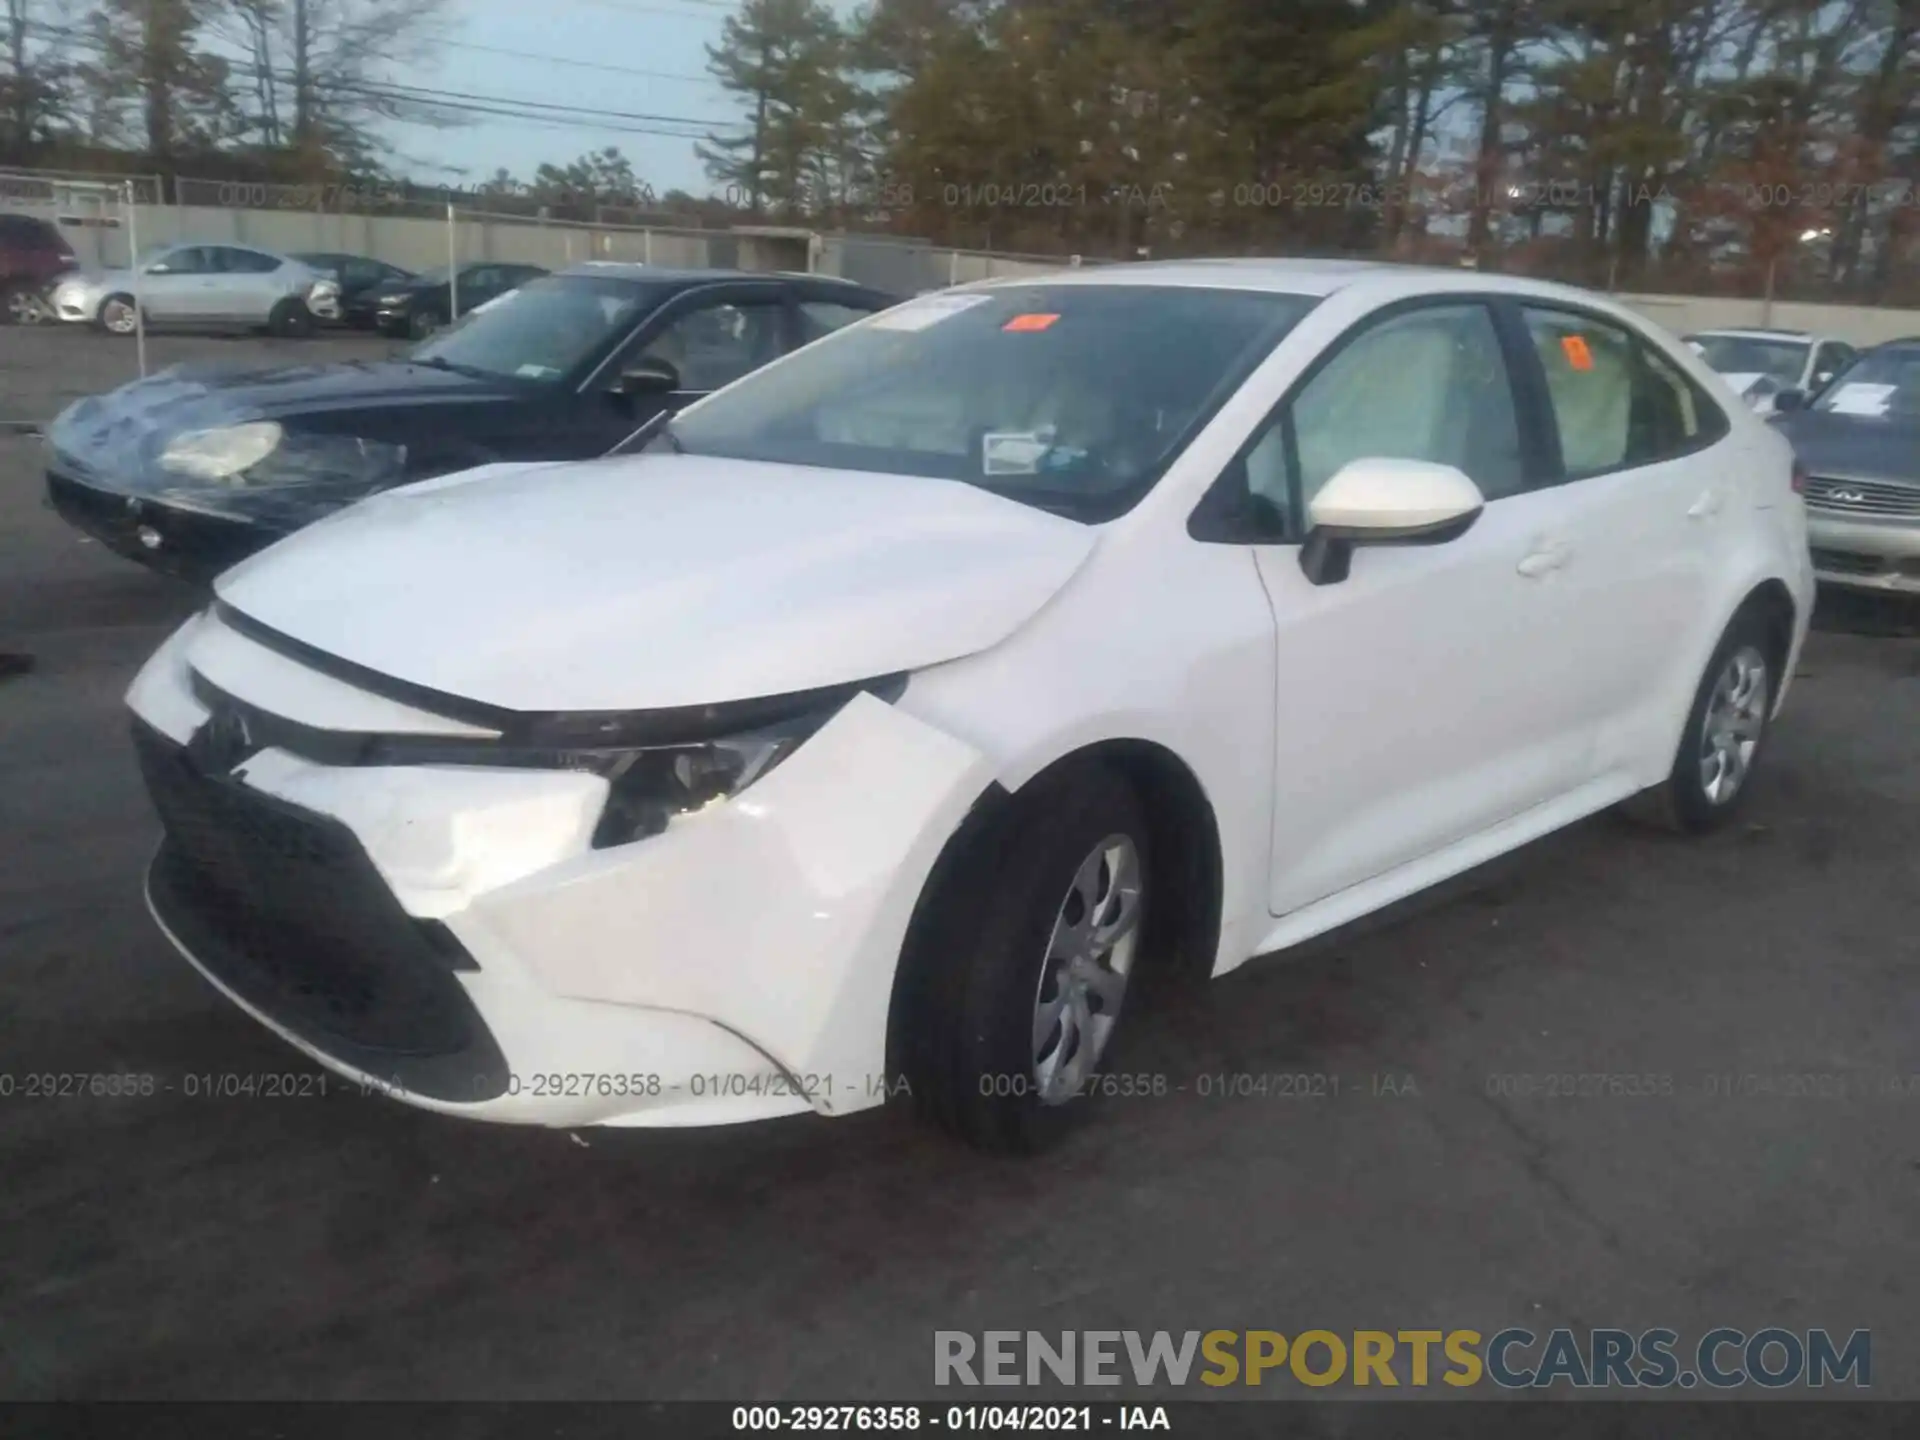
[[125, 260, 1814, 1150]]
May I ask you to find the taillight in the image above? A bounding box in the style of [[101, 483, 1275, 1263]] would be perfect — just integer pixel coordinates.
[[1791, 460, 1808, 494]]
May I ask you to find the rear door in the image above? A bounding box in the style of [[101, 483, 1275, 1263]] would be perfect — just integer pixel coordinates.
[[213, 247, 288, 323], [1508, 302, 1737, 782]]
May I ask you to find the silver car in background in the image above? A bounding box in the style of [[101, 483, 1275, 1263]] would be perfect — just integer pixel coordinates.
[[49, 243, 336, 338]]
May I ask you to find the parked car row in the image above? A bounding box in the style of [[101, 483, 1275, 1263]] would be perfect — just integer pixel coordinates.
[[44, 258, 1846, 1154], [3, 212, 562, 340]]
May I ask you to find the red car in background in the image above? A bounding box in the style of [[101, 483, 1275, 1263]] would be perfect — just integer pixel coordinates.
[[0, 213, 79, 324]]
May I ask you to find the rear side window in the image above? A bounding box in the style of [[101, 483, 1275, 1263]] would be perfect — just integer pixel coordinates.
[[1522, 307, 1728, 476], [798, 300, 877, 344], [219, 248, 283, 274]]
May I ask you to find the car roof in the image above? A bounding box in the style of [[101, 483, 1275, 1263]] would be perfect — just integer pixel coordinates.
[[556, 261, 873, 287], [959, 256, 1649, 308], [1687, 327, 1817, 342]]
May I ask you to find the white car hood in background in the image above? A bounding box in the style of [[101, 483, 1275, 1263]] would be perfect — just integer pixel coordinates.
[[214, 454, 1099, 712]]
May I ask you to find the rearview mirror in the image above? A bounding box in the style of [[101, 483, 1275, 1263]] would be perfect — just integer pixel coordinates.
[[615, 357, 681, 397], [1772, 388, 1807, 413], [1299, 457, 1485, 587]]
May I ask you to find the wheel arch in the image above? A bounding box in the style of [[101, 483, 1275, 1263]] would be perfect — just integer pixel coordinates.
[[883, 737, 1224, 1080]]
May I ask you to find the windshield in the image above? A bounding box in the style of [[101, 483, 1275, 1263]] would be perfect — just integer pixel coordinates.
[[1810, 346, 1920, 419], [664, 284, 1314, 521], [410, 274, 660, 383], [1687, 334, 1808, 386]]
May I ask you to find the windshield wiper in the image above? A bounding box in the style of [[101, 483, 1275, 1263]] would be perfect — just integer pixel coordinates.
[[413, 355, 497, 380]]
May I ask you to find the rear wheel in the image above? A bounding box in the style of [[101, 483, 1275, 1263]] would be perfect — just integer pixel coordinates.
[[97, 294, 139, 335], [897, 762, 1150, 1152], [1624, 610, 1778, 834], [267, 297, 315, 338]]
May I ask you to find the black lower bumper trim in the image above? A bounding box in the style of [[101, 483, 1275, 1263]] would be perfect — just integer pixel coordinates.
[[136, 720, 509, 1103], [46, 468, 277, 584]]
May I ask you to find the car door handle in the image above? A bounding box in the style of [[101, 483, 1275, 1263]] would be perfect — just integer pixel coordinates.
[[1688, 490, 1724, 519], [1517, 540, 1571, 578]]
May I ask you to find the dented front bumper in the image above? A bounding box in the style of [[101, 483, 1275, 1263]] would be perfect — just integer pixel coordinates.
[[127, 611, 992, 1128]]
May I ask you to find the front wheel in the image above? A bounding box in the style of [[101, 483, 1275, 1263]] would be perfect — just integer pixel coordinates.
[[408, 309, 442, 340], [1624, 611, 1778, 834], [3, 284, 47, 325], [97, 294, 140, 335], [897, 763, 1150, 1152]]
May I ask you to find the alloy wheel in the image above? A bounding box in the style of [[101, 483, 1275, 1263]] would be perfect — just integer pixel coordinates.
[[1699, 644, 1769, 805], [6, 288, 46, 325], [102, 299, 137, 335], [1031, 833, 1143, 1105]]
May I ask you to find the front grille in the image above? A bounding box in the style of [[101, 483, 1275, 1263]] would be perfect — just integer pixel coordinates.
[[1804, 476, 1920, 518], [134, 719, 507, 1101], [1809, 547, 1889, 577]]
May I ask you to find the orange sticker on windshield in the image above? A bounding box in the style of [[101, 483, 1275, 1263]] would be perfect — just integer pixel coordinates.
[[1003, 313, 1060, 332], [1561, 334, 1594, 371]]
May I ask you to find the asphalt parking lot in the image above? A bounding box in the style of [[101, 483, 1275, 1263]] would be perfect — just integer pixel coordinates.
[[3, 325, 1919, 1405]]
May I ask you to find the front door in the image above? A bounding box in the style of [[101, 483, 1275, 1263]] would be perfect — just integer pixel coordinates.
[[1241, 299, 1598, 916]]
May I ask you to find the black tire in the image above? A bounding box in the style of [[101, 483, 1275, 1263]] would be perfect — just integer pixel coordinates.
[[2, 284, 42, 326], [897, 761, 1151, 1153], [268, 298, 315, 338], [408, 308, 443, 340], [1622, 608, 1781, 834], [97, 293, 140, 336]]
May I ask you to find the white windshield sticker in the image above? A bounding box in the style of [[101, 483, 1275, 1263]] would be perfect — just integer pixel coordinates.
[[516, 363, 557, 379], [871, 293, 991, 332], [983, 430, 1052, 475], [1826, 382, 1896, 416]]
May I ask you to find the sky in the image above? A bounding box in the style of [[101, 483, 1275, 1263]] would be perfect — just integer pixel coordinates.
[[374, 0, 809, 197]]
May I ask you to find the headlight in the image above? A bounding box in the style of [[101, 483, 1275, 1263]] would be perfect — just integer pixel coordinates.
[[159, 422, 284, 481], [375, 293, 409, 306], [360, 677, 905, 849]]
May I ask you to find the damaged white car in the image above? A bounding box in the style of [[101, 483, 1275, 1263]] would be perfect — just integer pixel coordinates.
[[127, 261, 1814, 1151]]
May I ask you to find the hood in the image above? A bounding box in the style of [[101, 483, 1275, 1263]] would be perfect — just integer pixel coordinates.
[[48, 360, 523, 479], [1773, 409, 1920, 485], [214, 454, 1099, 712], [46, 360, 525, 526], [1716, 371, 1766, 397]]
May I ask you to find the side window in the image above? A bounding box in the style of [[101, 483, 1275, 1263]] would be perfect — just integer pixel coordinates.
[[226, 248, 282, 274], [797, 300, 877, 345], [1290, 302, 1525, 510], [637, 298, 785, 391], [1522, 307, 1725, 474], [1812, 342, 1853, 390], [150, 247, 204, 275]]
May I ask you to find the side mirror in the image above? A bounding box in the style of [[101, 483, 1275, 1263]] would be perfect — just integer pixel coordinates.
[[615, 357, 682, 397], [1299, 457, 1485, 587], [1772, 388, 1808, 413]]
